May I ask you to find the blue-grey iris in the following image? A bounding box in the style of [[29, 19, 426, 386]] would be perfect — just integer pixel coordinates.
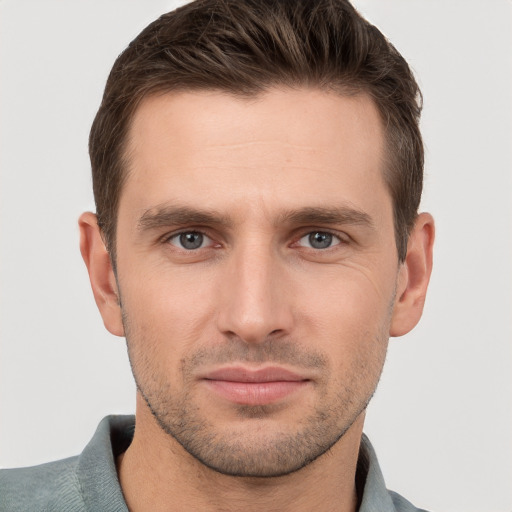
[[309, 232, 333, 249], [180, 232, 203, 250]]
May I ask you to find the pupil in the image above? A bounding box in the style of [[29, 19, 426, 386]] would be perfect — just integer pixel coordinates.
[[309, 232, 332, 249], [180, 232, 203, 249]]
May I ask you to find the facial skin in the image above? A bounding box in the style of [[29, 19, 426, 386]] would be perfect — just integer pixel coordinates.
[[80, 88, 434, 511]]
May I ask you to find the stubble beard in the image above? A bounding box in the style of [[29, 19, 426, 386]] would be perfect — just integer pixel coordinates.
[[122, 318, 389, 478]]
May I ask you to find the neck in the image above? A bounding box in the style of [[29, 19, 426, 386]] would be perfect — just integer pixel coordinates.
[[117, 396, 363, 512]]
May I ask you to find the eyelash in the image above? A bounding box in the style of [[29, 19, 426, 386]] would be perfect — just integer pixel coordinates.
[[162, 230, 217, 250], [295, 230, 346, 250], [162, 228, 350, 251]]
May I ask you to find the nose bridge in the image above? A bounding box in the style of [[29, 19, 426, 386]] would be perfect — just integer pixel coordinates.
[[217, 237, 291, 343]]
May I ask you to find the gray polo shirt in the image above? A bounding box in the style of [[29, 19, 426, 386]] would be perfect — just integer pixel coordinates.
[[0, 416, 428, 511]]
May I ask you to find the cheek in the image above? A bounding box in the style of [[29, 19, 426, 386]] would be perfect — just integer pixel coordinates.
[[292, 266, 393, 379], [118, 266, 219, 362], [295, 265, 395, 336]]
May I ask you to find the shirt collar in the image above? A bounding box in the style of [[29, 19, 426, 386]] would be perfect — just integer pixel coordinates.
[[357, 433, 400, 512]]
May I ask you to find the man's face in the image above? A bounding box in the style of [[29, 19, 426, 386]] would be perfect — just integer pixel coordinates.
[[114, 88, 401, 477]]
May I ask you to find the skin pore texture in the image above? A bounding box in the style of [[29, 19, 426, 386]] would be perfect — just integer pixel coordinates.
[[79, 88, 434, 512]]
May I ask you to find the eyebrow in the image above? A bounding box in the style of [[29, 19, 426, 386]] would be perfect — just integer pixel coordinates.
[[277, 206, 375, 230], [137, 204, 374, 232], [137, 205, 232, 232]]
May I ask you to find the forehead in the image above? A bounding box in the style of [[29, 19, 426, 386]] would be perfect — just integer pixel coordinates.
[[121, 88, 389, 222], [127, 88, 384, 163]]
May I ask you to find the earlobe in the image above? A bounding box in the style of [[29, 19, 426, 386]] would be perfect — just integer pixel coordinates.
[[79, 212, 125, 337], [390, 212, 435, 337]]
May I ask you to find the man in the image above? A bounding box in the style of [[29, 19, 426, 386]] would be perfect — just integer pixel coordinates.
[[0, 0, 434, 510]]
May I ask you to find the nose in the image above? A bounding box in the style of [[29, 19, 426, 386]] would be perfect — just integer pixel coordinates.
[[216, 241, 294, 344]]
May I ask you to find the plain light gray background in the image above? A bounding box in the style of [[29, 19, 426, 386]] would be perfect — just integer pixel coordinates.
[[1, 1, 511, 511]]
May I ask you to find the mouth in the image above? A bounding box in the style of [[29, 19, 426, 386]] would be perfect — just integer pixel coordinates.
[[200, 366, 311, 406]]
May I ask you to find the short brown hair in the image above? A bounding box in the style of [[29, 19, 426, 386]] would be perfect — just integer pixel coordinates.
[[89, 0, 423, 262]]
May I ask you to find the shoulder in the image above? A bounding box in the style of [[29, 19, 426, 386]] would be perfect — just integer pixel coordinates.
[[0, 415, 133, 512], [0, 456, 86, 512], [389, 490, 430, 512]]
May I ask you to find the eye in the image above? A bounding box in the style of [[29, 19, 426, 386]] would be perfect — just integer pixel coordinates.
[[298, 231, 342, 249], [168, 231, 212, 250]]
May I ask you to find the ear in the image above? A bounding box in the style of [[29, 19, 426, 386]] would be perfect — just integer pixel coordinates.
[[390, 212, 435, 337], [79, 212, 124, 337]]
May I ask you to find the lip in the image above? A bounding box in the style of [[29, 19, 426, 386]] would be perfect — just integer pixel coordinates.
[[200, 366, 310, 405], [202, 366, 308, 383]]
